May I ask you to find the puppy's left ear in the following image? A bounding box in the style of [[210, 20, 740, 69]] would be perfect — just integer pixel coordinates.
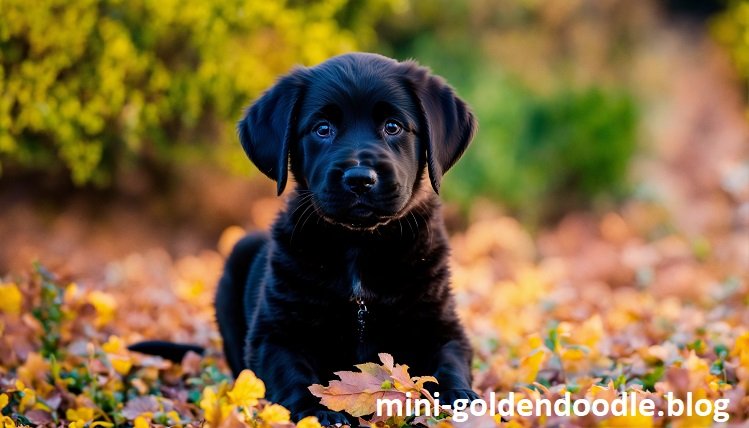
[[404, 63, 477, 193], [238, 68, 307, 195]]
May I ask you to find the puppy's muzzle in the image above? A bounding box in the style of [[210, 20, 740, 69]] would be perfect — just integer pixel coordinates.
[[343, 166, 377, 195]]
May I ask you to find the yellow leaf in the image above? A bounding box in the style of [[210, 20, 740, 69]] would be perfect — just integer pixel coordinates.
[[102, 335, 126, 354], [166, 410, 182, 426], [296, 416, 323, 428], [560, 347, 586, 362], [17, 352, 49, 391], [18, 387, 36, 412], [134, 416, 150, 428], [227, 370, 265, 408], [200, 385, 232, 426], [1, 415, 16, 428], [0, 394, 7, 409], [671, 389, 714, 428], [600, 413, 654, 428], [64, 282, 79, 303], [527, 335, 544, 350], [599, 393, 654, 428], [733, 332, 749, 368], [88, 290, 117, 327], [0, 283, 22, 315], [519, 350, 545, 383], [66, 407, 95, 423], [111, 356, 133, 375], [258, 404, 290, 424]]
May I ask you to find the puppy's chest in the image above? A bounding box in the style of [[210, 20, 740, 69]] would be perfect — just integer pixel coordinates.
[[293, 256, 415, 333], [299, 246, 424, 297]]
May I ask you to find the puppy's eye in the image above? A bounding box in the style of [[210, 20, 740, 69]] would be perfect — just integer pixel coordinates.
[[383, 120, 402, 136], [313, 121, 333, 138]]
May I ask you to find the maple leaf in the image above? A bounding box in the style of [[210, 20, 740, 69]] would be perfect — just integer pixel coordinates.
[[227, 369, 266, 408], [309, 353, 437, 418]]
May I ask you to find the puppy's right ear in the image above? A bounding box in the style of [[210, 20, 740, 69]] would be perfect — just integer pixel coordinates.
[[238, 68, 307, 195]]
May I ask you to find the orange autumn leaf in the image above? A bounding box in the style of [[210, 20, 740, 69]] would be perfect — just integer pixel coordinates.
[[308, 353, 437, 417]]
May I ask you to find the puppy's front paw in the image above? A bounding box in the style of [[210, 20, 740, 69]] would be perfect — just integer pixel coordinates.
[[295, 408, 354, 427], [438, 388, 480, 407]]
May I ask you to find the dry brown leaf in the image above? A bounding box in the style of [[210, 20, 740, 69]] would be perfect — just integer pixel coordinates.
[[308, 353, 437, 418]]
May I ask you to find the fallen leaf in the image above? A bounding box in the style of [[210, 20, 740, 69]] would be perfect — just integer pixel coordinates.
[[309, 353, 437, 418]]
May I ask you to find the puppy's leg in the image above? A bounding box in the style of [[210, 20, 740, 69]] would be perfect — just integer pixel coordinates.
[[215, 233, 267, 377], [253, 341, 355, 426], [433, 339, 479, 404]]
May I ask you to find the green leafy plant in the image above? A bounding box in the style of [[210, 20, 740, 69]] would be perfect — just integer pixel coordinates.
[[30, 263, 65, 359]]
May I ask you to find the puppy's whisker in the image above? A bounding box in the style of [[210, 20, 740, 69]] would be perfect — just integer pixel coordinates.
[[404, 212, 416, 238], [291, 203, 316, 244], [416, 210, 433, 249], [410, 211, 421, 239], [288, 194, 315, 219], [398, 216, 404, 240], [297, 202, 318, 237]]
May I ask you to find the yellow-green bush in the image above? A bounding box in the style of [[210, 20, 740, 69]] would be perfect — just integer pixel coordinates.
[[712, 0, 749, 98], [0, 0, 397, 185]]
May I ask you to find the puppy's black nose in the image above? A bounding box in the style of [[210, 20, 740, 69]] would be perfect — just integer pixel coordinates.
[[343, 167, 377, 194]]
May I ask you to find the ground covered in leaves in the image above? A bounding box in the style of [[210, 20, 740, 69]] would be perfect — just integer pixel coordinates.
[[2, 25, 749, 428], [1, 186, 748, 428]]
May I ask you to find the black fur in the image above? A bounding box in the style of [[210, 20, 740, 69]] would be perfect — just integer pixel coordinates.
[[132, 53, 478, 426], [127, 341, 204, 362]]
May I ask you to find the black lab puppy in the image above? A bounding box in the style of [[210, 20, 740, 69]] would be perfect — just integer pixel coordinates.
[[134, 53, 478, 426]]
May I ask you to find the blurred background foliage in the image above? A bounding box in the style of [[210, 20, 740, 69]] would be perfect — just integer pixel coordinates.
[[713, 0, 749, 85], [375, 0, 646, 221], [0, 0, 398, 185], [0, 0, 742, 224]]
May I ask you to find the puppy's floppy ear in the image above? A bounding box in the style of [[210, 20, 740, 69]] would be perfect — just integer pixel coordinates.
[[238, 68, 307, 195], [403, 62, 477, 193]]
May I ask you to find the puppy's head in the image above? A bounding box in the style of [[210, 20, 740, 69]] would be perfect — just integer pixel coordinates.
[[238, 53, 476, 228]]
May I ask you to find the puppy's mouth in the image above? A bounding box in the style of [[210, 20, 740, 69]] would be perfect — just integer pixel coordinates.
[[317, 198, 400, 230], [334, 201, 388, 228], [348, 202, 377, 219]]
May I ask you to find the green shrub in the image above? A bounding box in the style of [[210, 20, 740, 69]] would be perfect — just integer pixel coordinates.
[[511, 87, 637, 221], [442, 72, 637, 223], [0, 0, 397, 185]]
